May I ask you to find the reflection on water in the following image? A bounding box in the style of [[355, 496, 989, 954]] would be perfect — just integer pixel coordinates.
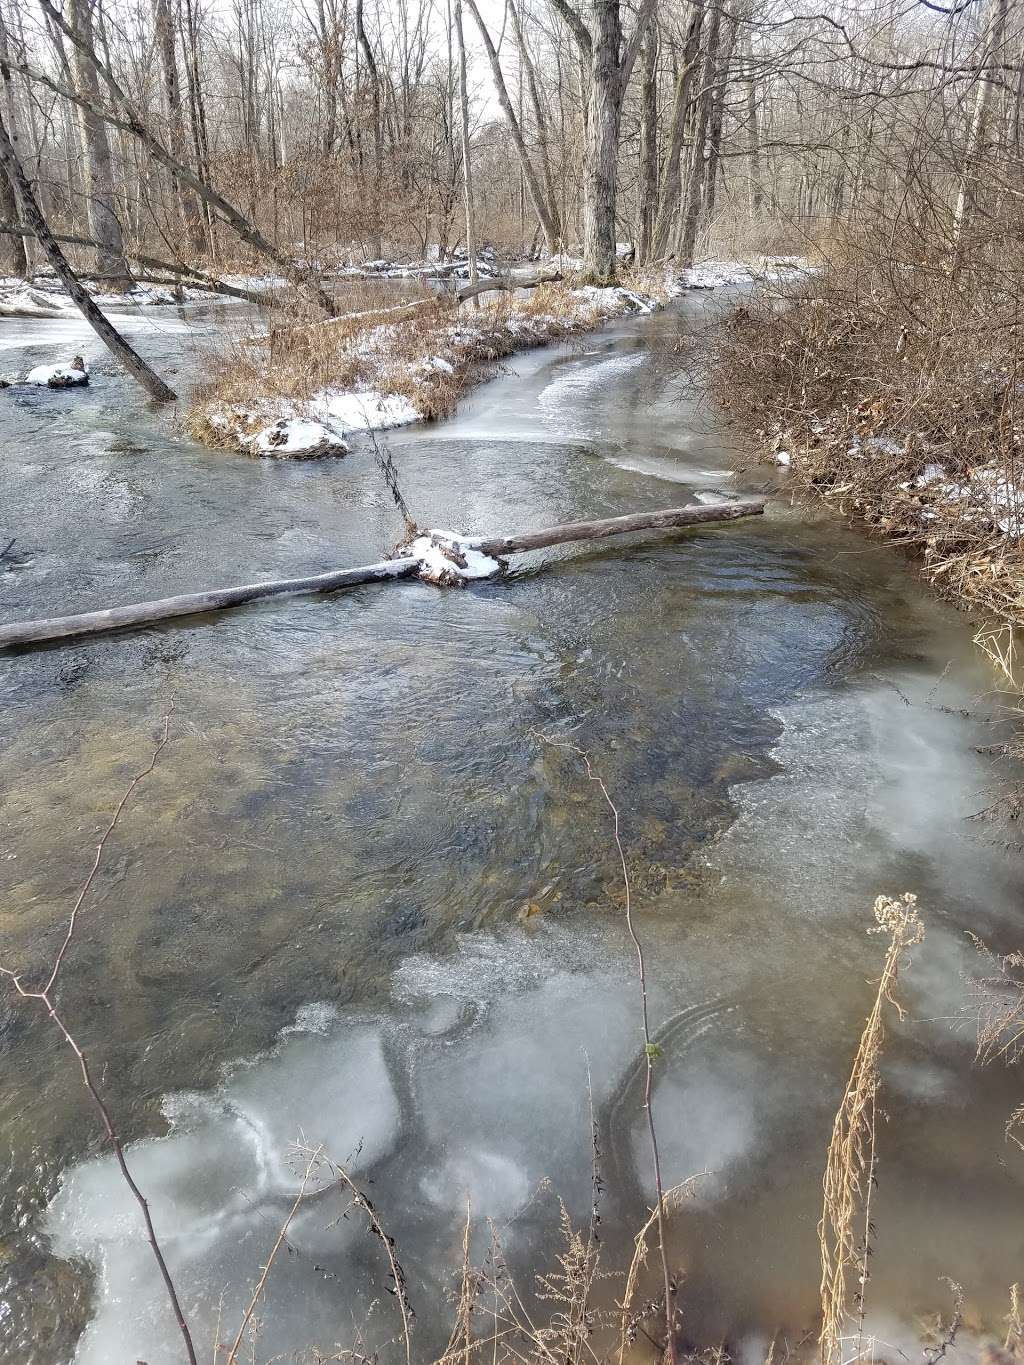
[[0, 295, 1021, 1363]]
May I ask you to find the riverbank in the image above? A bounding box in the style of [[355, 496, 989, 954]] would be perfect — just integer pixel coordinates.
[[185, 273, 675, 456], [184, 258, 805, 458], [712, 254, 1024, 675]]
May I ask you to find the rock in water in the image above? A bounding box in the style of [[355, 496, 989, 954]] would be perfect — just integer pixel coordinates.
[[25, 359, 89, 388]]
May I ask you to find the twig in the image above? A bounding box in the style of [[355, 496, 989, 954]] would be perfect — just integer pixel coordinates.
[[364, 427, 417, 539], [0, 702, 197, 1365], [922, 1280, 964, 1365], [313, 1150, 415, 1365], [539, 735, 678, 1365], [224, 1144, 324, 1364]]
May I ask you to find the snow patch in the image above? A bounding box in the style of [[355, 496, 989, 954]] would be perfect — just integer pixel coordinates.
[[25, 360, 89, 388], [399, 528, 504, 586], [313, 388, 420, 433], [246, 417, 347, 458]]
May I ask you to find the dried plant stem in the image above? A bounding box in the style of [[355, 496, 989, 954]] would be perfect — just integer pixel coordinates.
[[818, 893, 924, 1365], [224, 1145, 323, 1364], [314, 1151, 415, 1365], [0, 704, 197, 1365], [543, 737, 678, 1364]]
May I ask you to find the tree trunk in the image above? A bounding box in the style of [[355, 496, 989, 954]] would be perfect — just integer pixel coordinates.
[[508, 0, 562, 243], [744, 33, 763, 215], [650, 1, 702, 258], [0, 502, 765, 649], [464, 0, 560, 253], [698, 12, 738, 241], [68, 0, 130, 283], [952, 0, 1009, 248], [0, 164, 27, 276], [0, 106, 175, 402], [355, 0, 384, 256], [453, 0, 477, 292], [676, 0, 722, 266], [637, 14, 658, 261], [18, 4, 340, 317], [0, 7, 29, 277], [152, 0, 204, 255], [581, 0, 623, 282]]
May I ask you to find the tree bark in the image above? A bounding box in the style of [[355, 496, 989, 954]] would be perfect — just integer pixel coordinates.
[[581, 0, 625, 282], [453, 0, 478, 291], [637, 14, 658, 261], [743, 32, 763, 215], [68, 0, 130, 283], [698, 11, 738, 241], [152, 0, 204, 254], [0, 106, 175, 402], [0, 501, 765, 649], [552, 0, 655, 281], [508, 0, 562, 243], [650, 1, 704, 258], [0, 8, 27, 277], [676, 0, 722, 266]]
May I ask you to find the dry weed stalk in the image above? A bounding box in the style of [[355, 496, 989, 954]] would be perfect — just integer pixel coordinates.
[[617, 1179, 700, 1365], [0, 704, 198, 1365], [818, 892, 924, 1365], [541, 735, 679, 1364], [970, 939, 1024, 1149], [223, 1143, 324, 1363], [310, 1147, 416, 1365]]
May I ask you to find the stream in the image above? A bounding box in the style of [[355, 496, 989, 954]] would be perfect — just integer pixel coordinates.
[[0, 291, 1022, 1365]]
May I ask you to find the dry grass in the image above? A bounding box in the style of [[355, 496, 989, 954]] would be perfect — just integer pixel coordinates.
[[818, 893, 924, 1365], [713, 228, 1024, 634]]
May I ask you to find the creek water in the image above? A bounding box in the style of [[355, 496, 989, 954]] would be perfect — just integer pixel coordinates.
[[0, 292, 1022, 1365]]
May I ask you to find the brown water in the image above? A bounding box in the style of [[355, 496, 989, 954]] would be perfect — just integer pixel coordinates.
[[0, 294, 1021, 1365]]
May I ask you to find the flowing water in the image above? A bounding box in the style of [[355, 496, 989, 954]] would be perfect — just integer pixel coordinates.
[[0, 293, 1021, 1365]]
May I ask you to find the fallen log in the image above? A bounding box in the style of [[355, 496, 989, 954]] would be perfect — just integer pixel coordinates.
[[0, 559, 418, 648], [268, 271, 564, 342], [0, 500, 765, 649], [474, 500, 764, 557]]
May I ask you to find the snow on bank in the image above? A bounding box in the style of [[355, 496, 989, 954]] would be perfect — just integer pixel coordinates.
[[213, 390, 421, 459], [313, 389, 419, 431], [678, 255, 811, 290], [900, 459, 1024, 539], [771, 417, 1024, 542], [247, 417, 347, 457]]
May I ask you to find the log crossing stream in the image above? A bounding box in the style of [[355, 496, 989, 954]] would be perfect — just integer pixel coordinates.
[[0, 292, 1021, 1364]]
